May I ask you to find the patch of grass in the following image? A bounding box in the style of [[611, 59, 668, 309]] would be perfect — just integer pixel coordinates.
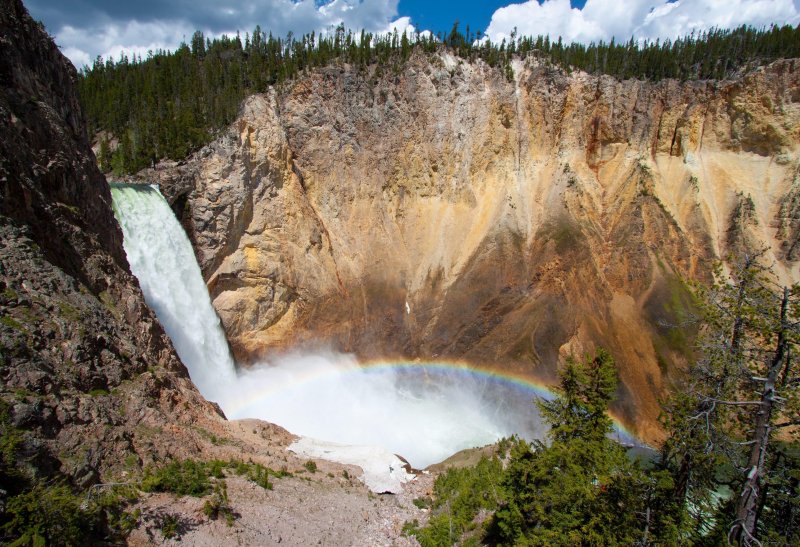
[[413, 496, 433, 509], [662, 274, 696, 357], [98, 290, 120, 317], [273, 466, 292, 478], [230, 460, 273, 490], [304, 460, 318, 474], [57, 300, 82, 321], [403, 519, 420, 536], [656, 352, 669, 375], [540, 219, 583, 253], [124, 454, 140, 469], [1, 315, 26, 332], [141, 460, 212, 497], [88, 388, 110, 397], [160, 514, 179, 539], [194, 426, 230, 446], [134, 424, 163, 440], [13, 388, 37, 401], [2, 287, 18, 300]]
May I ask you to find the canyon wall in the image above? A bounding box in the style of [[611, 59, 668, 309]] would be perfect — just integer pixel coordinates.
[[150, 54, 800, 440], [0, 0, 234, 486]]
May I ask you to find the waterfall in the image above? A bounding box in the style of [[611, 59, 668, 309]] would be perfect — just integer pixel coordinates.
[[108, 182, 569, 476], [110, 183, 236, 399]]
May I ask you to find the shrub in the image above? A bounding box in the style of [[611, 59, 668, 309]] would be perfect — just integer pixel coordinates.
[[231, 460, 272, 490], [202, 482, 236, 526], [0, 483, 138, 545], [160, 514, 179, 539], [3, 484, 93, 545], [140, 460, 211, 496]]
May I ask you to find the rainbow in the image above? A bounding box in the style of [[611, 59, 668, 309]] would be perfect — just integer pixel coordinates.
[[224, 357, 641, 445], [361, 359, 641, 444]]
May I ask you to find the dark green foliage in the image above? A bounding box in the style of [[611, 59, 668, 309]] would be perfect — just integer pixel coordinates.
[[202, 481, 236, 526], [756, 442, 800, 544], [405, 454, 504, 546], [230, 460, 273, 490], [405, 351, 682, 545], [159, 514, 179, 539], [97, 135, 111, 173], [140, 459, 286, 498], [491, 350, 656, 545], [1, 483, 138, 546], [538, 349, 617, 444], [303, 460, 317, 474], [3, 484, 101, 546], [140, 459, 211, 496], [78, 23, 800, 175], [0, 404, 138, 546], [412, 496, 432, 509], [0, 400, 25, 493]]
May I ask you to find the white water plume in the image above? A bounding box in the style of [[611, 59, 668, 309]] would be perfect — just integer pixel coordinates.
[[111, 184, 236, 399], [217, 353, 546, 468], [111, 183, 546, 469]]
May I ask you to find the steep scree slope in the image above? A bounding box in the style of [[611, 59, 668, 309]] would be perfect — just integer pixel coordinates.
[[148, 55, 800, 440]]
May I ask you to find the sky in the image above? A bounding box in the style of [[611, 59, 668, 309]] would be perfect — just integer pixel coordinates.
[[26, 0, 800, 69]]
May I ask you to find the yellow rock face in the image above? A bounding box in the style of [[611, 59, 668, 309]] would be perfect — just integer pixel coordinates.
[[164, 56, 800, 442]]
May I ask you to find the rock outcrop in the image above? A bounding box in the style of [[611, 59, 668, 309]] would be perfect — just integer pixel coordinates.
[[0, 0, 232, 488], [146, 53, 800, 440]]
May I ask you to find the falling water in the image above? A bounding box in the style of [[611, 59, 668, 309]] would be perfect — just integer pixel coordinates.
[[110, 183, 236, 399]]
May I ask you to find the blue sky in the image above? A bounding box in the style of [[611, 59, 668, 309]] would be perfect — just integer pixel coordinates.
[[397, 0, 514, 35], [397, 0, 588, 35], [27, 0, 800, 69]]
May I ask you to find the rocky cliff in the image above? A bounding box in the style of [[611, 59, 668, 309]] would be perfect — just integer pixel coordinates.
[[147, 52, 800, 440], [0, 0, 236, 490]]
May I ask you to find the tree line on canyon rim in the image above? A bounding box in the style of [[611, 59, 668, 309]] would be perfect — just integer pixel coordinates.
[[77, 23, 800, 176], [404, 253, 799, 546]]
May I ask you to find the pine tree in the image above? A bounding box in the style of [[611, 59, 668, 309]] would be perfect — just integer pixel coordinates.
[[490, 350, 653, 545], [661, 253, 800, 545], [97, 135, 111, 173]]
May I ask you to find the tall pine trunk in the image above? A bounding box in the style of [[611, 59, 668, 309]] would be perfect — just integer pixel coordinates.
[[729, 286, 790, 545]]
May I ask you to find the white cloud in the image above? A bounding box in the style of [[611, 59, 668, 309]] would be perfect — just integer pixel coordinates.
[[57, 20, 196, 67], [43, 0, 800, 68], [49, 0, 410, 68], [485, 0, 800, 45], [375, 15, 432, 39]]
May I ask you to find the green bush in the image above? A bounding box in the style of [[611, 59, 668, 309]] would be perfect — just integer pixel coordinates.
[[407, 455, 504, 546], [230, 460, 272, 490], [3, 484, 90, 545], [202, 482, 235, 526], [160, 514, 179, 539], [1, 484, 120, 546], [141, 460, 211, 496]]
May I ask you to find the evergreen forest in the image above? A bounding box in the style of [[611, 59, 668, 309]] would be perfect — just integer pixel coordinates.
[[77, 23, 800, 175]]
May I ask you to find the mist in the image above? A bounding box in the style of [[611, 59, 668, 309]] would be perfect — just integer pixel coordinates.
[[215, 352, 548, 468]]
